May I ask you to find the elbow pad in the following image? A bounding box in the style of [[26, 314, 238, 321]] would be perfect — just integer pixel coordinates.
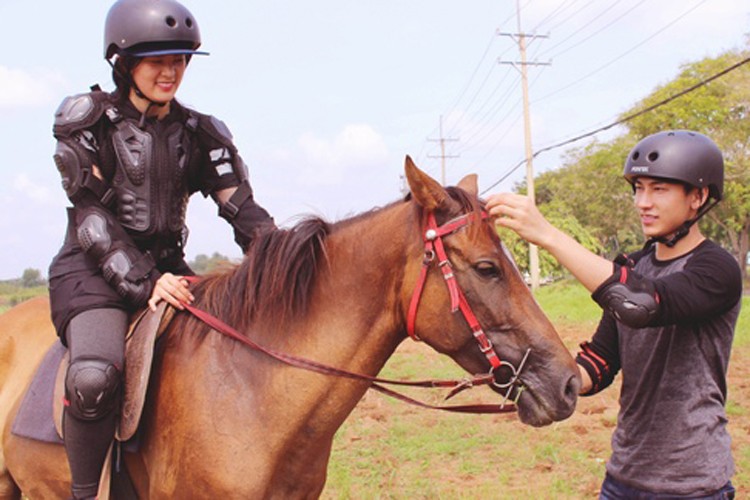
[[218, 181, 275, 252], [101, 249, 154, 306], [77, 210, 155, 306], [592, 267, 660, 328], [54, 141, 114, 206]]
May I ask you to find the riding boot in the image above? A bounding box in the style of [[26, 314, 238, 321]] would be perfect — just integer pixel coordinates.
[[70, 481, 99, 500]]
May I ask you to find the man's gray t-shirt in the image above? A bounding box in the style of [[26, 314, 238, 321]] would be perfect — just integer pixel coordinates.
[[589, 240, 741, 495]]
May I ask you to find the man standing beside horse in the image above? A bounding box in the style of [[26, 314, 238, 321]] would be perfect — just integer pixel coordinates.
[[487, 130, 740, 499]]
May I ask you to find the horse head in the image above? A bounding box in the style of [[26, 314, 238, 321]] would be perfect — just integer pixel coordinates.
[[403, 156, 580, 426]]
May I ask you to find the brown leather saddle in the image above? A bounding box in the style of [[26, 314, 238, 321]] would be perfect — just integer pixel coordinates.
[[50, 301, 174, 443]]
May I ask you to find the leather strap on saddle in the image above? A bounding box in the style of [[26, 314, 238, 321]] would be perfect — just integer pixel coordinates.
[[118, 301, 173, 441]]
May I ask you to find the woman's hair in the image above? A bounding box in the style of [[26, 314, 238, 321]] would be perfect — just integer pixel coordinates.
[[111, 54, 141, 94]]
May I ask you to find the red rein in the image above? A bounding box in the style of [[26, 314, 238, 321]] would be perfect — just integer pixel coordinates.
[[179, 211, 517, 414]]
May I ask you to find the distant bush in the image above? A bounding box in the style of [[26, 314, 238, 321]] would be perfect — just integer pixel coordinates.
[[189, 252, 235, 275], [0, 283, 47, 314]]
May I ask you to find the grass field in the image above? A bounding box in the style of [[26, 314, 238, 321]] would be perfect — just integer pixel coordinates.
[[322, 280, 750, 499]]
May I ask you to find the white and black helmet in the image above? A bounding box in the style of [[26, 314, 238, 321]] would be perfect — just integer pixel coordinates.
[[623, 130, 724, 201], [104, 0, 208, 60]]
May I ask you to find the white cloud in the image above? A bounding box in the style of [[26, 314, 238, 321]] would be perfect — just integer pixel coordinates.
[[297, 124, 389, 186], [13, 173, 61, 205], [0, 65, 66, 109]]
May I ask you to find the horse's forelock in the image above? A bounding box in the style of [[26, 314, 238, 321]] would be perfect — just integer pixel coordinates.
[[429, 186, 485, 240]]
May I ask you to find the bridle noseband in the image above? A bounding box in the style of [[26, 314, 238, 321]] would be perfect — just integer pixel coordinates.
[[406, 210, 530, 399]]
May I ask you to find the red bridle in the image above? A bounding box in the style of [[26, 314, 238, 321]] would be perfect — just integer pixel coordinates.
[[407, 211, 502, 368], [406, 210, 531, 401]]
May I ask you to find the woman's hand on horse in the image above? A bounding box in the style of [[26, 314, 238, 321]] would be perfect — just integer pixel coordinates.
[[148, 273, 194, 311], [486, 193, 554, 248]]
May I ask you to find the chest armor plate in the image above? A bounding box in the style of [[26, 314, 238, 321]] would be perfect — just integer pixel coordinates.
[[110, 117, 191, 238]]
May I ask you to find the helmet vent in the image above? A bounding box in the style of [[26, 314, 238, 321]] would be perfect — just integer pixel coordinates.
[[648, 152, 659, 162], [185, 17, 194, 28], [632, 151, 640, 161], [166, 16, 177, 28]]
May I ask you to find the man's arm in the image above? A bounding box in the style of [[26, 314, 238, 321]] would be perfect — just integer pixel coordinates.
[[486, 192, 613, 292]]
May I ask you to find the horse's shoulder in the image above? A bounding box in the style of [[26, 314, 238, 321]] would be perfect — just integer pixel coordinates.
[[0, 296, 55, 353]]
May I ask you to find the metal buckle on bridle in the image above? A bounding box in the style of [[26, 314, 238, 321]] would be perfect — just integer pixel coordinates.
[[422, 249, 435, 265], [491, 348, 531, 407]]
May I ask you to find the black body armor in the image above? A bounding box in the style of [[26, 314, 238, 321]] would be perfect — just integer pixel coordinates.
[[49, 90, 274, 337]]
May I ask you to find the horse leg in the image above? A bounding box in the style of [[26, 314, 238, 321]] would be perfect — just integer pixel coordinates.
[[0, 392, 21, 500], [2, 397, 71, 499]]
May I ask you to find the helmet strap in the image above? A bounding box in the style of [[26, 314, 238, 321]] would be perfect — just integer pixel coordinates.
[[649, 198, 720, 248]]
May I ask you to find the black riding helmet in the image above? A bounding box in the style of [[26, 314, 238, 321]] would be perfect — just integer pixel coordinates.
[[623, 130, 724, 246], [104, 0, 208, 60], [103, 0, 209, 114]]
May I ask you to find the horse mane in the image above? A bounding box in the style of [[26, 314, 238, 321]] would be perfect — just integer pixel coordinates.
[[189, 185, 482, 335], [190, 217, 330, 333]]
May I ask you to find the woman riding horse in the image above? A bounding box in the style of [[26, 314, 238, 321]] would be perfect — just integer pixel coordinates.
[[48, 1, 274, 497]]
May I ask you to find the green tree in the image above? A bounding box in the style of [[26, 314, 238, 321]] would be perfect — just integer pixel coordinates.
[[20, 268, 45, 288], [189, 252, 233, 274], [501, 168, 609, 280], [536, 137, 641, 257]]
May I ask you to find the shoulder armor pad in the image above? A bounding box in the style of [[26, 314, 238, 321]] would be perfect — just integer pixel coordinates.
[[53, 91, 110, 137], [208, 115, 234, 141], [194, 112, 236, 147]]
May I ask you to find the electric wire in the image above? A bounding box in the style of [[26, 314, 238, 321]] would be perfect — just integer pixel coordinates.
[[539, 0, 650, 61], [479, 54, 750, 195], [533, 0, 709, 103]]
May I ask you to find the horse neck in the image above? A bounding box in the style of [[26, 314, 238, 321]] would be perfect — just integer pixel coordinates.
[[306, 201, 418, 372]]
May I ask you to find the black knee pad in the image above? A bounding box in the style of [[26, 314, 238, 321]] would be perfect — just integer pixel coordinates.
[[65, 358, 122, 421]]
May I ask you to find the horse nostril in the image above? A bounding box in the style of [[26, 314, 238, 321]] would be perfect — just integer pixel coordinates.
[[564, 373, 581, 404]]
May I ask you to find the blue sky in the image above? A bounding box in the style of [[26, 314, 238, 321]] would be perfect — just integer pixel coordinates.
[[0, 0, 748, 279]]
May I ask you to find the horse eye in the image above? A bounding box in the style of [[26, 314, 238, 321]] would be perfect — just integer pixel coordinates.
[[474, 261, 502, 279]]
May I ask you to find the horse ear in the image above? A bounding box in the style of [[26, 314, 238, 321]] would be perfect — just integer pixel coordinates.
[[404, 155, 449, 211], [457, 174, 478, 197]]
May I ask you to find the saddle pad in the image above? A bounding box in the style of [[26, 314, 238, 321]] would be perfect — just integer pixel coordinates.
[[11, 302, 171, 445], [11, 341, 66, 444]]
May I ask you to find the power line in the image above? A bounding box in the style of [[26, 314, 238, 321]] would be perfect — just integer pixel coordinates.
[[533, 0, 709, 104], [480, 54, 750, 196], [539, 0, 650, 61], [416, 4, 527, 166]]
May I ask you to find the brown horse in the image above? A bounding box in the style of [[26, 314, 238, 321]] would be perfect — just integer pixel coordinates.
[[0, 157, 579, 499]]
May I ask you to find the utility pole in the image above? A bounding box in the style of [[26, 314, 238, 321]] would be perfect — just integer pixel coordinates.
[[498, 1, 550, 291], [427, 115, 459, 186]]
